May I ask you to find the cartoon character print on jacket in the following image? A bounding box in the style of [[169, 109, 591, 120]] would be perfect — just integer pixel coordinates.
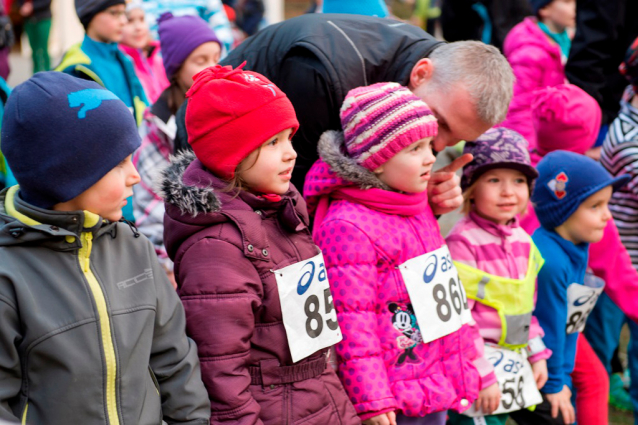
[[389, 303, 423, 366]]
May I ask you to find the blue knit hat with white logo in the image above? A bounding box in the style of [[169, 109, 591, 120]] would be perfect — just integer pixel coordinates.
[[532, 151, 629, 229], [1, 72, 140, 209]]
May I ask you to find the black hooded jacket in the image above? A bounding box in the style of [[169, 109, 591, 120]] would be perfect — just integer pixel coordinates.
[[176, 14, 443, 192]]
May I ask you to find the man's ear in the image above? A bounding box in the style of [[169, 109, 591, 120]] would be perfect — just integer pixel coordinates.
[[409, 58, 435, 90]]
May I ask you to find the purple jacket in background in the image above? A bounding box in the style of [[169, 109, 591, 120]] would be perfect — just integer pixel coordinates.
[[161, 152, 360, 425], [502, 17, 566, 150]]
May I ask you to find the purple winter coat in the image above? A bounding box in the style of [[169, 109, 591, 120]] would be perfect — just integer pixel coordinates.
[[501, 17, 566, 150], [303, 131, 480, 420], [161, 152, 360, 425]]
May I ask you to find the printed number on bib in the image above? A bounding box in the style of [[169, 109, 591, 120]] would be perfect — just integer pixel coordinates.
[[464, 345, 542, 416], [274, 253, 342, 363], [565, 274, 604, 334], [399, 245, 472, 344]]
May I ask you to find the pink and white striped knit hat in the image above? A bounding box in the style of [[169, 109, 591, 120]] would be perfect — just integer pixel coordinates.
[[340, 82, 438, 171]]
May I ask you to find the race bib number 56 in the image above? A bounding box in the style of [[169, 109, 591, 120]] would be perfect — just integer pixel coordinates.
[[274, 253, 342, 363], [399, 245, 472, 344]]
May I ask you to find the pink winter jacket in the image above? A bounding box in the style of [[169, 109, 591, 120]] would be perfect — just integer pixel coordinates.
[[502, 17, 566, 150], [304, 131, 480, 420], [446, 213, 552, 390], [120, 41, 169, 104]]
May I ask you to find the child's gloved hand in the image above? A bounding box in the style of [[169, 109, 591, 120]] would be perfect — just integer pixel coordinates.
[[546, 385, 575, 424], [531, 359, 548, 389], [477, 382, 501, 415], [363, 411, 397, 425]]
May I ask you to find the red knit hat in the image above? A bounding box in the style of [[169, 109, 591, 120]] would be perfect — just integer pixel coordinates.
[[185, 64, 299, 179]]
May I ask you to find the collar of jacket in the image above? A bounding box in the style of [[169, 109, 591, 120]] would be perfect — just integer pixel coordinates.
[[468, 210, 519, 239], [0, 186, 116, 250], [161, 151, 309, 232]]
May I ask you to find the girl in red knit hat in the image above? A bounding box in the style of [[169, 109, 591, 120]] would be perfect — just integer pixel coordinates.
[[160, 64, 360, 425]]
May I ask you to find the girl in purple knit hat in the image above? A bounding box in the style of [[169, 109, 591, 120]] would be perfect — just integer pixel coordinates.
[[446, 128, 552, 425], [304, 82, 480, 425], [132, 11, 221, 286]]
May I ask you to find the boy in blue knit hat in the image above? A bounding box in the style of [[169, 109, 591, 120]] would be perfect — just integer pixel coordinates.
[[0, 72, 210, 425], [511, 150, 629, 425]]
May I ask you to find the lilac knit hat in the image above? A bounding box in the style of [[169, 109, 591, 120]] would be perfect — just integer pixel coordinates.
[[158, 12, 221, 80], [461, 127, 538, 190], [340, 82, 438, 171]]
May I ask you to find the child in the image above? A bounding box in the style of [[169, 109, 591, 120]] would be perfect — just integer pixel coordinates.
[[18, 0, 52, 73], [160, 64, 359, 425], [526, 83, 638, 425], [56, 0, 148, 127], [600, 36, 638, 416], [119, 1, 169, 104], [501, 0, 575, 150], [445, 127, 550, 425], [133, 11, 220, 286], [304, 82, 479, 425], [0, 72, 210, 424], [511, 151, 629, 425]]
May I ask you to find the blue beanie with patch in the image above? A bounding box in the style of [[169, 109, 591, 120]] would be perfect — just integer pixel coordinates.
[[1, 72, 140, 209], [532, 151, 629, 229]]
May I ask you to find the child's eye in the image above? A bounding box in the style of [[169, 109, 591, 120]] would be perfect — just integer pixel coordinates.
[[488, 178, 499, 183], [515, 178, 526, 184], [411, 144, 422, 152], [267, 138, 278, 146]]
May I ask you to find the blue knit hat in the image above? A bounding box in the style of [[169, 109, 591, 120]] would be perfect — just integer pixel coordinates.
[[322, 0, 389, 17], [1, 72, 141, 209], [532, 151, 629, 229], [529, 0, 553, 14]]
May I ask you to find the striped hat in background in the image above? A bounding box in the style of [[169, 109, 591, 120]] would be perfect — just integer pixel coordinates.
[[340, 82, 438, 171]]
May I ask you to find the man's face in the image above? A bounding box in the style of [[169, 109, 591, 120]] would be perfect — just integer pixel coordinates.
[[411, 82, 491, 152]]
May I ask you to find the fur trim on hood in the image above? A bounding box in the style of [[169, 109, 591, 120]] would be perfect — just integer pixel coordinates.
[[317, 130, 391, 190], [159, 150, 222, 217]]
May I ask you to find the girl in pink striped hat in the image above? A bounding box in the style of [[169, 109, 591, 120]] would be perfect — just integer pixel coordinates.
[[304, 82, 481, 425]]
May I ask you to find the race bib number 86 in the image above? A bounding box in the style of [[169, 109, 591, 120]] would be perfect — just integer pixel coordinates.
[[399, 245, 472, 344], [275, 253, 342, 363]]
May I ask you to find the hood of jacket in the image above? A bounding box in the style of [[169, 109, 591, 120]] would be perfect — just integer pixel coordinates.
[[504, 17, 562, 63], [304, 130, 391, 209], [161, 151, 310, 262]]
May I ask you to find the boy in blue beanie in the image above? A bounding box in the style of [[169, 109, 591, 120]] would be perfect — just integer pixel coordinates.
[[0, 72, 210, 425], [56, 0, 148, 127], [510, 150, 629, 425]]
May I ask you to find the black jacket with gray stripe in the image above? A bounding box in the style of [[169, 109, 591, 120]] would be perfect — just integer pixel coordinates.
[[0, 187, 210, 425]]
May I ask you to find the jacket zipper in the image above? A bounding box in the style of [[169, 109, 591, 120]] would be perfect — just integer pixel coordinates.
[[21, 403, 28, 425], [79, 231, 121, 425]]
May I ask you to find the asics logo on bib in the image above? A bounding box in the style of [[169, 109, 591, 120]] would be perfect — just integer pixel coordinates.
[[68, 89, 120, 119], [573, 291, 597, 306], [297, 260, 327, 295]]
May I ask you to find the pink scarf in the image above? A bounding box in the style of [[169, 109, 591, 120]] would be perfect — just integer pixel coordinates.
[[313, 186, 429, 236]]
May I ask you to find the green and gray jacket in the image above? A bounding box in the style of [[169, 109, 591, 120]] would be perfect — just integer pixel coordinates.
[[0, 186, 210, 425]]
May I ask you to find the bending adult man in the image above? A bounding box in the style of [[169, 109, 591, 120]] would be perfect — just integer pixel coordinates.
[[207, 14, 514, 213]]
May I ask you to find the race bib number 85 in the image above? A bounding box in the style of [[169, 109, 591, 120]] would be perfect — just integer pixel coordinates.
[[565, 274, 604, 334], [275, 253, 343, 363], [399, 245, 472, 344]]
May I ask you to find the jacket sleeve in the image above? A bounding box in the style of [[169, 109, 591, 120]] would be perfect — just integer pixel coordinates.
[[177, 237, 265, 425], [588, 220, 638, 324], [446, 236, 497, 390], [315, 219, 397, 419], [0, 276, 23, 422], [147, 240, 210, 424], [509, 47, 552, 96], [533, 247, 568, 394]]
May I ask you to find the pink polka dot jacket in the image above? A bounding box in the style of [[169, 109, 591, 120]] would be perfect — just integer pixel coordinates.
[[304, 131, 480, 420]]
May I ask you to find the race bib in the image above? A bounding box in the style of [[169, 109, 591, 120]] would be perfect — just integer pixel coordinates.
[[464, 345, 542, 416], [399, 245, 472, 344], [274, 253, 343, 363], [565, 274, 605, 334]]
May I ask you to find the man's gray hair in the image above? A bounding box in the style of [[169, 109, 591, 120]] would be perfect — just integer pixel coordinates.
[[429, 41, 514, 125]]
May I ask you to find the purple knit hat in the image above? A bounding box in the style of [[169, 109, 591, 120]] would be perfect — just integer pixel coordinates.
[[340, 82, 438, 171], [158, 12, 221, 80], [461, 127, 538, 190]]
